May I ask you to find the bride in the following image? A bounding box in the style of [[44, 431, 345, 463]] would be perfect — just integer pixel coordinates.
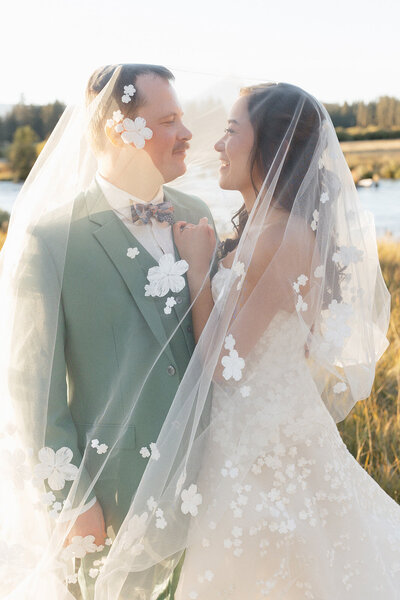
[[169, 82, 400, 598]]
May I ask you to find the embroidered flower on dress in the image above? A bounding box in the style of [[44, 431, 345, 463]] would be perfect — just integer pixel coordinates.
[[181, 484, 202, 516], [311, 210, 319, 231], [164, 296, 177, 314], [221, 460, 239, 479], [127, 247, 140, 259], [115, 117, 153, 149], [332, 246, 363, 267], [145, 253, 189, 297], [221, 349, 245, 381], [34, 446, 79, 491], [121, 84, 136, 103]]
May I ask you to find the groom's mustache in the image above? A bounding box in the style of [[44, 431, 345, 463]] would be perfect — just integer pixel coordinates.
[[172, 142, 190, 153]]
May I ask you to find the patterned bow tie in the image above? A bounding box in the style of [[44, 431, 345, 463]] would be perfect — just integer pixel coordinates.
[[130, 200, 175, 225]]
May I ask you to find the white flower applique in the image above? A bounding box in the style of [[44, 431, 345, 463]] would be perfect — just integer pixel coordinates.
[[198, 569, 215, 583], [332, 246, 363, 268], [311, 210, 319, 231], [145, 253, 189, 297], [155, 508, 167, 529], [121, 84, 136, 103], [34, 446, 79, 491], [3, 448, 31, 490], [320, 191, 329, 203], [140, 442, 160, 461], [120, 512, 148, 555], [175, 470, 187, 498], [314, 265, 324, 278], [221, 460, 239, 479], [333, 382, 348, 394], [164, 296, 177, 314], [181, 484, 202, 516], [115, 117, 153, 149], [61, 535, 98, 561], [106, 110, 124, 128], [240, 385, 251, 398], [221, 334, 245, 382], [293, 274, 308, 313], [91, 439, 108, 454], [127, 247, 140, 259], [323, 300, 353, 349], [232, 261, 246, 290]]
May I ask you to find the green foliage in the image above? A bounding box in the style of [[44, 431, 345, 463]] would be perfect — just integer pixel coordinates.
[[325, 97, 400, 141], [0, 100, 65, 145], [9, 125, 38, 181], [0, 209, 10, 228]]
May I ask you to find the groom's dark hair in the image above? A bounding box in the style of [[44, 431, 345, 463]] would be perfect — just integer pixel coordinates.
[[86, 63, 174, 151]]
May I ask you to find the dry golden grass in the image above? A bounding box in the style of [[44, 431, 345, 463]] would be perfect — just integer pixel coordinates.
[[337, 237, 400, 503], [0, 230, 6, 251]]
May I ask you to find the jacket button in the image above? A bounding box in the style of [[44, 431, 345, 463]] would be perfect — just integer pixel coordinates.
[[167, 365, 176, 376], [175, 297, 183, 304], [187, 325, 193, 333]]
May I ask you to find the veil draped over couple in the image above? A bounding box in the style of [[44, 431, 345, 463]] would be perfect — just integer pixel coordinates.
[[1, 63, 400, 600]]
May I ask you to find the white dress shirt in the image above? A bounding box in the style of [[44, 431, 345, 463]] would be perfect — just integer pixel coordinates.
[[95, 172, 175, 260]]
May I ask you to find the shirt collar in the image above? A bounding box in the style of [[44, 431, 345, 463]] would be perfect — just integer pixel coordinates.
[[95, 172, 164, 212]]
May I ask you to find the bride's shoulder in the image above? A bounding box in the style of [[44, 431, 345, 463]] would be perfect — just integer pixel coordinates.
[[248, 216, 314, 279]]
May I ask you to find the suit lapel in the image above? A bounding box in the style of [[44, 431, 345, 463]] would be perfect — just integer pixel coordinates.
[[86, 182, 174, 362]]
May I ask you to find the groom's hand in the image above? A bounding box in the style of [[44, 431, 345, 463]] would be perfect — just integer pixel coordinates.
[[63, 500, 107, 547]]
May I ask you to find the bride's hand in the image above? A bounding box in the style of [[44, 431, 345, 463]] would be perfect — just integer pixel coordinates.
[[173, 218, 216, 273]]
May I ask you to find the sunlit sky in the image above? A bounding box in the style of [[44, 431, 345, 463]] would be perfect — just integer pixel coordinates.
[[2, 0, 400, 106]]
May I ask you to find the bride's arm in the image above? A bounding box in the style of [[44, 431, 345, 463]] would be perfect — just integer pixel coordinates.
[[173, 219, 216, 343]]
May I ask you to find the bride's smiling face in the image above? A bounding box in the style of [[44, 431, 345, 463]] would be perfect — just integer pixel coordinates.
[[214, 96, 257, 198]]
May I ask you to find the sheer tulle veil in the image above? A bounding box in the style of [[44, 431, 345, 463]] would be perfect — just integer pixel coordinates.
[[0, 66, 390, 599]]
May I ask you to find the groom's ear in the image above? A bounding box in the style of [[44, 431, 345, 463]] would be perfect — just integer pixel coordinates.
[[104, 123, 125, 148]]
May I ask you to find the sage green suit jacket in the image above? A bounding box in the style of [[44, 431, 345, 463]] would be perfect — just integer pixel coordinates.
[[12, 181, 216, 598], [44, 181, 215, 525]]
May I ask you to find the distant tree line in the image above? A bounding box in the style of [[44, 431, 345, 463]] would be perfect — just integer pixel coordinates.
[[0, 100, 65, 147], [324, 96, 400, 130], [1, 95, 400, 181]]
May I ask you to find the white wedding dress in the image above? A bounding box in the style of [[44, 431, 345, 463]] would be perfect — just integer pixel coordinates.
[[174, 263, 400, 600]]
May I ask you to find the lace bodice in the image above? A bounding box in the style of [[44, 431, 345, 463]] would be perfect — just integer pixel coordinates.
[[211, 262, 308, 372]]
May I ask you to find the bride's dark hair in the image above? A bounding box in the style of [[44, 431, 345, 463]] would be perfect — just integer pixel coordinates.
[[220, 82, 322, 255]]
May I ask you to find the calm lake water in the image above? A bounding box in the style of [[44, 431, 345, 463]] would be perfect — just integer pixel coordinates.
[[1, 179, 400, 238]]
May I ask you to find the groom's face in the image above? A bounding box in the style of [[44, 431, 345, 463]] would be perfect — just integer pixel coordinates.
[[136, 74, 192, 183]]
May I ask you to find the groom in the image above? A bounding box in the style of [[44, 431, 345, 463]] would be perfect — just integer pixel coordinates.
[[19, 64, 216, 599]]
